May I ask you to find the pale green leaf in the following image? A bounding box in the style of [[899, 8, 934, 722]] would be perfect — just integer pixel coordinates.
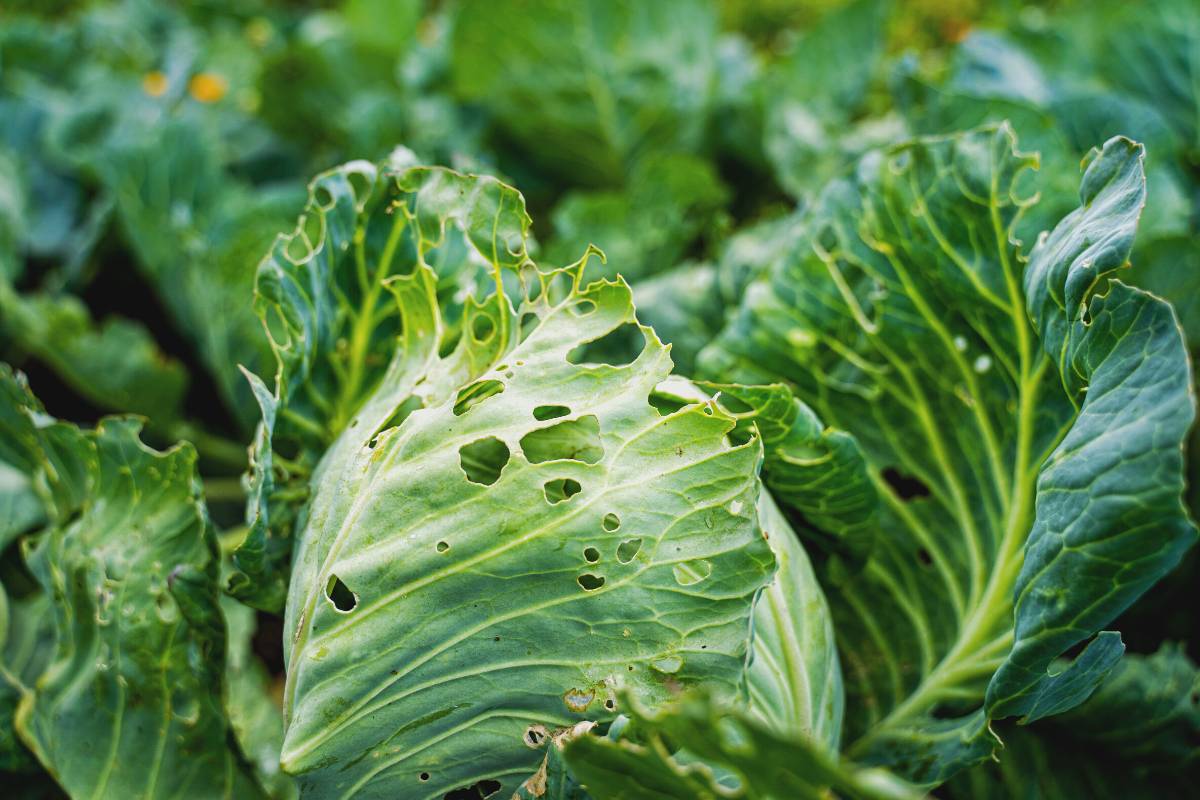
[[230, 155, 533, 611], [256, 163, 774, 798], [746, 491, 843, 749]]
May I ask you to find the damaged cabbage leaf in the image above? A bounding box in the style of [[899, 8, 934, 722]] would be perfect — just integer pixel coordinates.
[[0, 366, 266, 799], [258, 162, 775, 798], [701, 126, 1197, 781], [229, 154, 531, 611]]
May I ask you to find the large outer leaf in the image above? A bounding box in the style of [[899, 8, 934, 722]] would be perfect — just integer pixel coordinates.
[[0, 366, 265, 799], [989, 136, 1196, 719], [261, 162, 775, 798], [700, 126, 1197, 782]]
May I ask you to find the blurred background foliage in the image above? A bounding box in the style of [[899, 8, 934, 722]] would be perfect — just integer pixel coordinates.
[[0, 0, 1196, 795]]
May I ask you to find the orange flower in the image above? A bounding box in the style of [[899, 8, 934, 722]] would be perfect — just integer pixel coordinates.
[[142, 71, 168, 97], [188, 72, 228, 103]]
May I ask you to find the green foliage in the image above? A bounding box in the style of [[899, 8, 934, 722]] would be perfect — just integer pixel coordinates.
[[1, 0, 1197, 797], [701, 127, 1196, 781], [0, 366, 266, 798]]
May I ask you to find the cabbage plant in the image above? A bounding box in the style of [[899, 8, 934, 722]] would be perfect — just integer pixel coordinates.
[[2, 0, 1199, 789]]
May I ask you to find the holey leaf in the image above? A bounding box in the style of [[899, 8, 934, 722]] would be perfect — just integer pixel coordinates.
[[231, 155, 532, 612], [258, 162, 776, 798], [700, 125, 1197, 782], [0, 366, 265, 799]]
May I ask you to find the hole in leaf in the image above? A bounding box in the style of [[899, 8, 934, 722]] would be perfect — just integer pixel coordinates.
[[583, 547, 600, 563], [604, 698, 616, 711], [577, 573, 605, 591], [346, 169, 373, 204], [454, 379, 505, 416], [533, 405, 570, 421], [616, 538, 642, 564], [716, 392, 753, 414], [324, 575, 357, 612], [570, 300, 597, 316], [567, 323, 644, 366], [368, 395, 423, 445], [286, 230, 313, 262], [437, 541, 449, 553], [460, 436, 510, 485], [444, 778, 503, 800], [262, 303, 290, 348], [471, 313, 495, 343], [519, 312, 539, 340], [544, 478, 582, 504], [917, 548, 933, 567], [602, 513, 621, 532], [313, 185, 335, 211], [302, 210, 323, 249], [525, 274, 544, 304], [546, 271, 573, 304], [420, 773, 430, 782], [439, 328, 462, 358], [673, 559, 713, 586], [520, 415, 603, 464], [648, 393, 687, 417], [563, 687, 595, 712], [882, 467, 931, 500], [524, 725, 547, 748]]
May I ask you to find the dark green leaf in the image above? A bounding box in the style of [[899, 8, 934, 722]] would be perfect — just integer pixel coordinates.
[[701, 127, 1197, 782]]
